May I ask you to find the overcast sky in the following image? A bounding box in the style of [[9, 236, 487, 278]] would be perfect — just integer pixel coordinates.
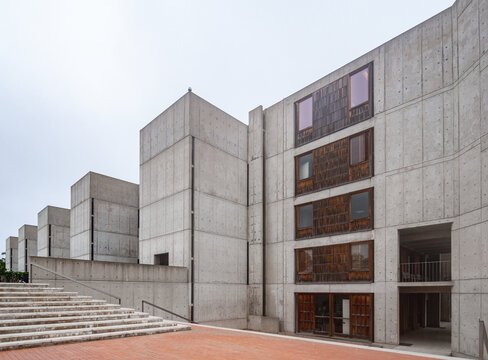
[[0, 0, 453, 255]]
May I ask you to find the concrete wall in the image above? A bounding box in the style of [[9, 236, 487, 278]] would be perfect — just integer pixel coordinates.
[[139, 92, 248, 328], [5, 236, 18, 271], [17, 225, 37, 273], [70, 172, 139, 263], [37, 206, 70, 258], [30, 256, 189, 321], [248, 0, 488, 358]]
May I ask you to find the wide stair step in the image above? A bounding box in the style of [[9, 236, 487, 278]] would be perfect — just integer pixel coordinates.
[[0, 283, 190, 350]]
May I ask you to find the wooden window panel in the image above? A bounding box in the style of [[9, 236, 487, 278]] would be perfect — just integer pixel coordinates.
[[296, 129, 373, 197], [295, 63, 373, 148], [296, 241, 373, 283], [296, 293, 374, 341]]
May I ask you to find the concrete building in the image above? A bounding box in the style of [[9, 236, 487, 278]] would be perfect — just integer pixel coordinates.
[[18, 225, 37, 273], [37, 206, 70, 258], [137, 0, 486, 357], [139, 92, 248, 326], [70, 172, 139, 263], [5, 236, 18, 271]]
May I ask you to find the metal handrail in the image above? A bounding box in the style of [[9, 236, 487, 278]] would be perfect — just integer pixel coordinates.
[[480, 319, 488, 360], [30, 263, 121, 305], [142, 300, 194, 323], [399, 260, 451, 282]]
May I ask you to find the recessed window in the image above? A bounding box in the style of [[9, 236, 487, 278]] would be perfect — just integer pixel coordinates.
[[297, 249, 313, 275], [351, 192, 369, 220], [350, 68, 369, 108], [351, 243, 369, 270], [154, 252, 169, 265], [297, 97, 313, 131], [298, 204, 313, 229], [350, 133, 366, 165], [298, 153, 313, 180]]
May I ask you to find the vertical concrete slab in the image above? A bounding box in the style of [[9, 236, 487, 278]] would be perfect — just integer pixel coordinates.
[[5, 237, 18, 271]]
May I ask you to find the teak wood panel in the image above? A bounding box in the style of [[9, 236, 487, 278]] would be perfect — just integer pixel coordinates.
[[295, 188, 374, 239], [296, 128, 373, 196], [296, 293, 373, 341], [295, 62, 373, 147], [296, 240, 373, 283]]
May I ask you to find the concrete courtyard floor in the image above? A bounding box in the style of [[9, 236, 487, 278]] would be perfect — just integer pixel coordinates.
[[0, 325, 461, 360]]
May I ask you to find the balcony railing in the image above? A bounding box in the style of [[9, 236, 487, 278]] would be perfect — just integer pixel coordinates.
[[400, 260, 451, 282]]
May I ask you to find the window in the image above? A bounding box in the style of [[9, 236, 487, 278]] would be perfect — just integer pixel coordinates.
[[298, 153, 313, 180], [154, 252, 169, 265], [351, 243, 369, 270], [350, 133, 366, 165], [298, 204, 313, 229], [297, 249, 313, 281], [297, 97, 313, 130], [350, 67, 369, 108], [351, 192, 369, 220]]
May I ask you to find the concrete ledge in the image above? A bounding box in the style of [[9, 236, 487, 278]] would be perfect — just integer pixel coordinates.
[[247, 315, 280, 333]]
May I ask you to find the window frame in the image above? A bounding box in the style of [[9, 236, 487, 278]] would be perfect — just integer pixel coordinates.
[[348, 64, 370, 110], [296, 203, 313, 230], [349, 190, 370, 221], [297, 152, 313, 181], [296, 95, 314, 132], [349, 131, 368, 166], [350, 241, 371, 271]]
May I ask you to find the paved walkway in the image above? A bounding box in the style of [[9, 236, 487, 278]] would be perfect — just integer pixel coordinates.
[[0, 325, 455, 360]]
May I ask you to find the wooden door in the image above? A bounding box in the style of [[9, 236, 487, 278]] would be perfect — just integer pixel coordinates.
[[350, 294, 373, 340], [297, 294, 315, 332]]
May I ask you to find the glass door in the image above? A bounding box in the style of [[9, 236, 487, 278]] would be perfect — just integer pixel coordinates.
[[314, 295, 330, 335], [332, 294, 350, 337]]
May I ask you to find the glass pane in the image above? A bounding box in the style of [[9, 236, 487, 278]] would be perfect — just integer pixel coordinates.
[[315, 295, 330, 334], [350, 134, 365, 165], [299, 204, 313, 229], [350, 68, 369, 108], [298, 97, 313, 130], [298, 153, 312, 180], [333, 295, 350, 336], [351, 192, 369, 220], [351, 244, 369, 270]]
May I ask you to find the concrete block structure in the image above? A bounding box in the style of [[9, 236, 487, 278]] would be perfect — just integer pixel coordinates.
[[139, 92, 248, 326], [5, 236, 18, 271], [138, 0, 486, 357], [37, 206, 70, 258], [70, 172, 139, 263], [17, 225, 37, 273]]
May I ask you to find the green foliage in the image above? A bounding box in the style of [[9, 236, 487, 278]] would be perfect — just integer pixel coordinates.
[[0, 258, 28, 282]]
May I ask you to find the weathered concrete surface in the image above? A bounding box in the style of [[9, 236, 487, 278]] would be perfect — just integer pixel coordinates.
[[140, 92, 248, 328], [17, 225, 37, 273], [5, 236, 18, 271], [37, 206, 70, 258], [70, 172, 139, 263], [247, 1, 487, 358], [30, 256, 189, 322]]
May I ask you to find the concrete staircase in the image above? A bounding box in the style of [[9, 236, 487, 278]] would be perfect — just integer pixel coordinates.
[[0, 282, 190, 351]]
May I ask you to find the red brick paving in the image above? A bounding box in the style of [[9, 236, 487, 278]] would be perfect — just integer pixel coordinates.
[[0, 325, 441, 360]]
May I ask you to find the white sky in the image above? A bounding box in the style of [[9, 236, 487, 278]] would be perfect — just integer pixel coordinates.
[[0, 0, 453, 255]]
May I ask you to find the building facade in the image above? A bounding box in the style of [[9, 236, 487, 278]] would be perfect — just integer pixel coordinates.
[[17, 225, 37, 273], [139, 93, 248, 326], [70, 172, 139, 263], [139, 0, 487, 357], [37, 206, 70, 258], [5, 236, 18, 271]]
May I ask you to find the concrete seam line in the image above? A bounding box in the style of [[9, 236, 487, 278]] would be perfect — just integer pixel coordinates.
[[183, 324, 462, 360]]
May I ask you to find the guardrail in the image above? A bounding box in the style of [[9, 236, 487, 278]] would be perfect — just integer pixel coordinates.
[[30, 262, 121, 305], [142, 300, 194, 323], [399, 260, 451, 282]]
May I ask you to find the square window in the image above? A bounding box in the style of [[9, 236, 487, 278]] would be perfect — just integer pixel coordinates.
[[298, 204, 313, 229], [351, 192, 369, 220], [350, 68, 369, 108], [351, 243, 369, 270], [298, 153, 313, 180], [297, 97, 313, 131], [350, 133, 366, 165]]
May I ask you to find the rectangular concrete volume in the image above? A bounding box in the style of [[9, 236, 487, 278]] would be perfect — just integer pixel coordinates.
[[0, 282, 190, 351]]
